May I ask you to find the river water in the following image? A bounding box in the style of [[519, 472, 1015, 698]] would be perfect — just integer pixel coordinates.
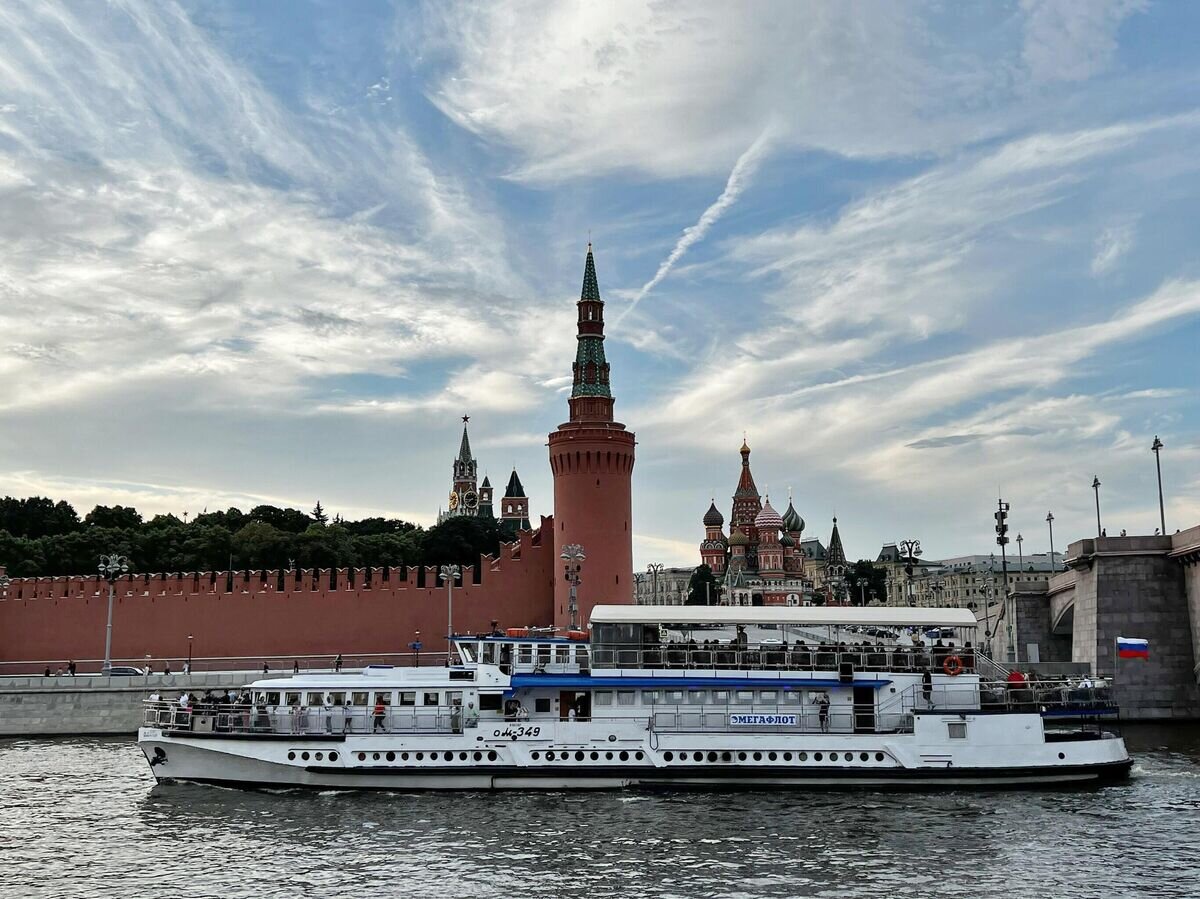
[[1, 726, 1197, 899]]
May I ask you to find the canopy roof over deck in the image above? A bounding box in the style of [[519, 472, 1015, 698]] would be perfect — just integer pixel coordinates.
[[588, 605, 977, 629]]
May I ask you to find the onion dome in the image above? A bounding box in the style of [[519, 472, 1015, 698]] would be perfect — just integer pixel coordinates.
[[754, 497, 783, 532], [703, 500, 724, 528], [780, 533, 796, 547], [783, 500, 805, 534], [728, 527, 750, 547]]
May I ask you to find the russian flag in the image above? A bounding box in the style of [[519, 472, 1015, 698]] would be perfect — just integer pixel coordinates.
[[1117, 636, 1150, 659]]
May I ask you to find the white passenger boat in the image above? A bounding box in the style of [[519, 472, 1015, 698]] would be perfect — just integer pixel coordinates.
[[137, 606, 1132, 790]]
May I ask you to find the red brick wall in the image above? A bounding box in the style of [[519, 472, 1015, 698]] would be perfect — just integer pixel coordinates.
[[0, 519, 555, 672]]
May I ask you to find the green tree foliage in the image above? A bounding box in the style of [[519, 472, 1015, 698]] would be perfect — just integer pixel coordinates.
[[844, 559, 888, 606], [0, 496, 508, 578], [686, 564, 718, 605]]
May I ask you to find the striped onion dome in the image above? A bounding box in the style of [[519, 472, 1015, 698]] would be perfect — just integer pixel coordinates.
[[754, 498, 784, 532]]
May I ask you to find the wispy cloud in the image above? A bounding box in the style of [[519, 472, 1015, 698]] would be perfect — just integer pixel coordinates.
[[1091, 221, 1137, 275]]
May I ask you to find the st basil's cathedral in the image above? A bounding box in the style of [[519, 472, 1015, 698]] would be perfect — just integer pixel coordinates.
[[699, 439, 848, 605]]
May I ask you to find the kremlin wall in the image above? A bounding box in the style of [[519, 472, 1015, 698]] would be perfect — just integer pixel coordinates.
[[0, 246, 635, 673]]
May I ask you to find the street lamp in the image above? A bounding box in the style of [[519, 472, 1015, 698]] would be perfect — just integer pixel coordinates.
[[898, 539, 921, 607], [1016, 533, 1024, 572], [930, 577, 946, 608], [439, 564, 460, 665], [1092, 476, 1102, 537], [633, 572, 646, 604], [647, 563, 664, 607], [98, 553, 130, 675], [868, 588, 877, 605], [560, 543, 586, 630], [1152, 436, 1166, 535], [1046, 511, 1056, 573], [855, 577, 867, 606], [187, 634, 193, 674]]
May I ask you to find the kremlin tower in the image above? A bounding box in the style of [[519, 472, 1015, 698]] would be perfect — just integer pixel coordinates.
[[548, 245, 636, 629]]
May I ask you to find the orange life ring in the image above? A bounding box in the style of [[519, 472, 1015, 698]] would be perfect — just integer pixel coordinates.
[[943, 655, 964, 677], [505, 627, 530, 638]]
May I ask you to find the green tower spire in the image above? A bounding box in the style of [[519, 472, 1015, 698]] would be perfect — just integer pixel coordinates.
[[571, 243, 612, 400]]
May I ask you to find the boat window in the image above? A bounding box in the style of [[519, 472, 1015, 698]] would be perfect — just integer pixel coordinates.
[[735, 691, 754, 704], [535, 697, 552, 713], [483, 643, 497, 665], [285, 692, 300, 706], [617, 691, 636, 706], [265, 691, 281, 705], [447, 691, 463, 707], [554, 646, 569, 665], [423, 692, 439, 707], [713, 690, 729, 703], [948, 722, 967, 739], [594, 691, 613, 706], [372, 692, 391, 705], [688, 691, 706, 705], [306, 692, 324, 706], [457, 644, 475, 663], [643, 691, 660, 705], [780, 690, 801, 704], [518, 644, 533, 665], [537, 644, 551, 665], [398, 691, 416, 707], [329, 692, 345, 705], [666, 690, 684, 704], [350, 692, 368, 707], [759, 690, 778, 703], [575, 647, 589, 667], [479, 694, 502, 711]]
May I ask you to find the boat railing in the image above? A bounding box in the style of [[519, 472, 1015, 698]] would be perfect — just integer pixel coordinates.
[[141, 700, 468, 736], [589, 643, 978, 675], [897, 679, 1118, 716]]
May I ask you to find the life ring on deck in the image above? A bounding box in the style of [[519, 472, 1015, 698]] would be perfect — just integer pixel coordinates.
[[943, 655, 964, 677]]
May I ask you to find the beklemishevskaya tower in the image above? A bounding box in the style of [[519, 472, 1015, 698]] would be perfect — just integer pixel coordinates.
[[548, 244, 636, 629]]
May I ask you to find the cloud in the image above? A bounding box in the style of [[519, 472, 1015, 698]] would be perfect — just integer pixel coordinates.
[[1091, 221, 1137, 275], [1021, 0, 1147, 83]]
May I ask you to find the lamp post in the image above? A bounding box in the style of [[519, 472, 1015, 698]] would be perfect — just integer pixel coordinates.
[[930, 577, 946, 608], [439, 564, 460, 665], [409, 630, 422, 668], [1046, 511, 1056, 573], [855, 577, 867, 606], [1151, 436, 1166, 535], [647, 563, 664, 607], [560, 543, 586, 629], [1016, 533, 1024, 572], [898, 539, 921, 607], [98, 553, 130, 675], [187, 634, 193, 674], [1092, 476, 1102, 537], [633, 572, 646, 604]]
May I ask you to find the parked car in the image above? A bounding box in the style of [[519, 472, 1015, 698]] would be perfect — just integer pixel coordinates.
[[105, 666, 145, 676]]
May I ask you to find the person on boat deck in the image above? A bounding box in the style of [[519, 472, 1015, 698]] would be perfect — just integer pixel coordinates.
[[464, 701, 479, 728], [372, 697, 387, 733], [922, 668, 933, 706], [293, 660, 300, 675], [334, 653, 343, 672], [815, 693, 831, 733]]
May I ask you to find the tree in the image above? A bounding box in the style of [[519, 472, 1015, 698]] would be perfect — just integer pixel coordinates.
[[248, 505, 312, 534], [844, 559, 887, 606], [232, 521, 292, 569], [0, 496, 81, 539], [420, 517, 502, 568], [311, 501, 328, 525], [84, 504, 144, 530], [686, 564, 718, 605], [295, 523, 355, 568]]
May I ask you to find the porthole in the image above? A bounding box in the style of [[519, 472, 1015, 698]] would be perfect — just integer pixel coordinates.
[[443, 751, 453, 762], [799, 752, 808, 761], [386, 752, 395, 762], [329, 752, 338, 762], [606, 752, 614, 761], [753, 752, 762, 762], [662, 752, 675, 764], [590, 751, 599, 761], [783, 752, 792, 762], [373, 752, 381, 761], [459, 752, 468, 761], [357, 752, 366, 761], [634, 751, 644, 761], [287, 751, 296, 761], [474, 751, 483, 761], [721, 751, 732, 762], [401, 752, 409, 761], [875, 752, 884, 762], [416, 752, 424, 761], [487, 751, 498, 761], [1058, 752, 1066, 760], [707, 751, 718, 763], [619, 751, 629, 762], [768, 752, 777, 761], [301, 752, 310, 761], [315, 752, 323, 761], [738, 752, 747, 761], [546, 751, 555, 761], [693, 751, 703, 762], [575, 751, 585, 761], [532, 751, 541, 760], [860, 752, 869, 762], [814, 752, 824, 761]]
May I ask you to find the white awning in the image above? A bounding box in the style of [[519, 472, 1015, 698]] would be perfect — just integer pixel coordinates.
[[588, 604, 977, 629]]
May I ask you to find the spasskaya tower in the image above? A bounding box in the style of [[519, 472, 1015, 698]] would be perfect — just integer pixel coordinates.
[[548, 244, 636, 629]]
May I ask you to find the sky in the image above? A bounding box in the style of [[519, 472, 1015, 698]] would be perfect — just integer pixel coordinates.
[[1, 0, 1198, 569]]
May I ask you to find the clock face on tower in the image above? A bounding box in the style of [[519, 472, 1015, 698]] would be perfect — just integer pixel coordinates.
[[464, 491, 478, 510], [448, 491, 459, 511]]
